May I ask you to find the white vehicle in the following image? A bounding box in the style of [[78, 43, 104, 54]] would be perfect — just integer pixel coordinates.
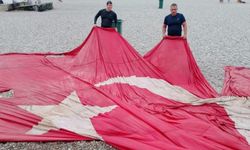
[[0, 0, 53, 11]]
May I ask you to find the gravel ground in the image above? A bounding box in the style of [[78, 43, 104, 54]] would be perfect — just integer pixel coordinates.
[[0, 141, 114, 150], [0, 0, 250, 149]]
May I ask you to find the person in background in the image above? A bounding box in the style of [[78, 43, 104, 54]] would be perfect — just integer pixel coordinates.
[[94, 1, 117, 28], [237, 0, 246, 3], [220, 0, 246, 3], [162, 3, 187, 39]]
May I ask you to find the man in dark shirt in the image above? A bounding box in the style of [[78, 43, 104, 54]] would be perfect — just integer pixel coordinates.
[[94, 1, 117, 28], [162, 3, 187, 39]]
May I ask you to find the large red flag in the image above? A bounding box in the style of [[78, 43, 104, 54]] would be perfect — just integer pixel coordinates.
[[0, 27, 249, 149]]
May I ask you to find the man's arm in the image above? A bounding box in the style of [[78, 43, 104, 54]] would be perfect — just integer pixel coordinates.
[[162, 24, 167, 37], [94, 10, 102, 25], [162, 17, 168, 38], [182, 21, 187, 39], [114, 13, 118, 28]]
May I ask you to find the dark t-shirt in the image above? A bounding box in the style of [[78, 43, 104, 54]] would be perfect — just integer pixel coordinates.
[[164, 13, 186, 36], [94, 9, 117, 28]]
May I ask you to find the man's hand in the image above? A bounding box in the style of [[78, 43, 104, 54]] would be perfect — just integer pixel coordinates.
[[162, 33, 166, 38], [183, 34, 187, 39]]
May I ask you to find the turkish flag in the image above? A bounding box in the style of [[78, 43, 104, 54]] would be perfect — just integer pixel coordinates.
[[0, 27, 249, 150]]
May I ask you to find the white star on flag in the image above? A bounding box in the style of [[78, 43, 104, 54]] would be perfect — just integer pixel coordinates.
[[19, 91, 117, 140]]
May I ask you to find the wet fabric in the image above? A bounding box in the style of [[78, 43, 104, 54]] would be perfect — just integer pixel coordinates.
[[222, 66, 250, 97], [0, 27, 249, 150], [144, 36, 218, 99]]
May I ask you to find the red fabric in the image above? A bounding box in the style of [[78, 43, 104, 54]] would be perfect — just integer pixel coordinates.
[[222, 66, 250, 97], [144, 36, 218, 99], [0, 27, 249, 150]]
